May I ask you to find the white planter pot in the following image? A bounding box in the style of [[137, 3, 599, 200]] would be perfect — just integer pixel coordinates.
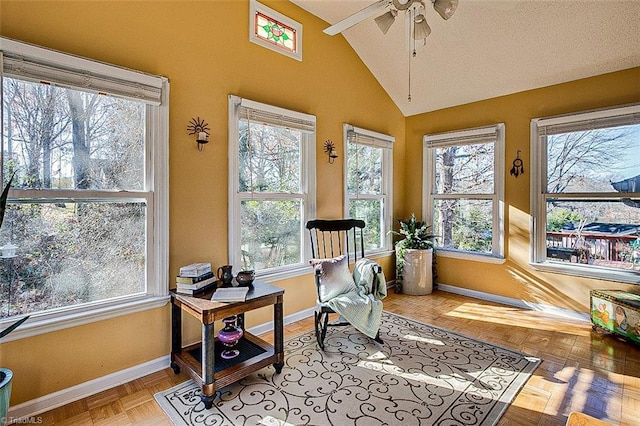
[[0, 368, 13, 425], [401, 248, 433, 295]]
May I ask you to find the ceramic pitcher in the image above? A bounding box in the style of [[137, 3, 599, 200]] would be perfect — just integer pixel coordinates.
[[217, 265, 234, 286]]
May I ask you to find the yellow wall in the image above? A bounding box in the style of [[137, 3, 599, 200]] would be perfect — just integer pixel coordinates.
[[0, 0, 404, 405], [406, 67, 640, 312], [2, 0, 639, 409]]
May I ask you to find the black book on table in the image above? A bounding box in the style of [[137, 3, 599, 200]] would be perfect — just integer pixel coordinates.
[[176, 270, 214, 284], [176, 281, 217, 296], [176, 276, 217, 291]]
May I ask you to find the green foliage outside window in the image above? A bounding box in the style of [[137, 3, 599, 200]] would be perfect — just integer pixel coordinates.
[[451, 206, 492, 252], [240, 199, 301, 270], [349, 199, 382, 251], [547, 208, 583, 232]]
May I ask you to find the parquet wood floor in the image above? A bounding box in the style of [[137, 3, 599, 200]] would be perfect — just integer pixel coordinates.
[[27, 290, 640, 425]]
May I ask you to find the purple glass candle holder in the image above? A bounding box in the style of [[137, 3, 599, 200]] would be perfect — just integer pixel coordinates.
[[218, 316, 243, 359]]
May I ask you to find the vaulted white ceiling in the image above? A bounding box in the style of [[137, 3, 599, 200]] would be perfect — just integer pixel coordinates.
[[292, 0, 640, 117]]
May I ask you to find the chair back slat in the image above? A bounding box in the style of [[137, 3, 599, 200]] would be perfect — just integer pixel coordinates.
[[306, 219, 365, 263]]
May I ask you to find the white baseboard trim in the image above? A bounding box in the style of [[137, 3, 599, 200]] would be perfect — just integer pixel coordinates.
[[8, 307, 317, 420], [437, 283, 590, 322], [8, 355, 170, 420], [247, 306, 315, 336]]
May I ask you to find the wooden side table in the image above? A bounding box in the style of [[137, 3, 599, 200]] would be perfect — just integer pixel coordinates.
[[170, 281, 284, 408]]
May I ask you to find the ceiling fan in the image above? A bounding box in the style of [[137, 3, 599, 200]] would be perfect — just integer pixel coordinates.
[[322, 0, 458, 103], [323, 0, 459, 40]]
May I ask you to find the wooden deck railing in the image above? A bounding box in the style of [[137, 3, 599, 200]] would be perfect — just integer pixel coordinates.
[[546, 231, 640, 264]]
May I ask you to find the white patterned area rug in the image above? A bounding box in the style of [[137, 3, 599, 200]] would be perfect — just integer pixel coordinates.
[[155, 312, 540, 426]]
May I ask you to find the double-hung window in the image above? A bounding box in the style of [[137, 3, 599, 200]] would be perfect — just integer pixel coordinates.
[[0, 37, 169, 339], [228, 96, 316, 279], [423, 124, 505, 260], [344, 124, 394, 253], [531, 104, 640, 283]]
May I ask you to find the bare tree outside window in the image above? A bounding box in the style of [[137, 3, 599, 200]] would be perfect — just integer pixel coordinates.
[[237, 121, 303, 270], [540, 121, 640, 272], [433, 142, 494, 252], [228, 96, 315, 276], [347, 142, 384, 251], [424, 124, 504, 258], [1, 78, 147, 320], [547, 128, 637, 194]]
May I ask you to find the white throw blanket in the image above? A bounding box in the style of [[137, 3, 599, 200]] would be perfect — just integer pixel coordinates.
[[325, 258, 387, 338]]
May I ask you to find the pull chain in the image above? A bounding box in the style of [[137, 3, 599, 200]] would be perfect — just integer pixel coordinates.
[[408, 8, 414, 102], [408, 48, 412, 102]]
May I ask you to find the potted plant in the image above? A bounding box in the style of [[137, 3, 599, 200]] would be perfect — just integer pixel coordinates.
[[0, 173, 29, 423], [392, 214, 437, 295]]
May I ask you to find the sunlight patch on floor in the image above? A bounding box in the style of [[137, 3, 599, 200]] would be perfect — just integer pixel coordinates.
[[357, 358, 482, 392], [366, 350, 393, 363], [445, 302, 590, 335], [259, 415, 295, 426], [403, 333, 446, 345], [356, 354, 535, 398]]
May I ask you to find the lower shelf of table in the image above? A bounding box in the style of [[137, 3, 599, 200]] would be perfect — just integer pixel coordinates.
[[171, 332, 281, 393], [188, 336, 267, 372]]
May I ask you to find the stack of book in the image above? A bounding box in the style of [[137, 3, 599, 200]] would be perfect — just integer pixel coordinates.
[[179, 262, 212, 277], [176, 263, 216, 295]]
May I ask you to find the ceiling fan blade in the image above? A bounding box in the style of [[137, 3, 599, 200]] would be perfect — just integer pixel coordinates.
[[323, 0, 391, 35]]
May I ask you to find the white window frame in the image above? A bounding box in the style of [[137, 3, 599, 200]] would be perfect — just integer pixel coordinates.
[[228, 95, 316, 281], [423, 124, 505, 263], [343, 123, 394, 255], [0, 37, 169, 341], [530, 103, 640, 284], [249, 0, 302, 62]]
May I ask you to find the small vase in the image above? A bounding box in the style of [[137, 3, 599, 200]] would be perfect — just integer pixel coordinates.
[[218, 316, 243, 359], [235, 270, 255, 287]]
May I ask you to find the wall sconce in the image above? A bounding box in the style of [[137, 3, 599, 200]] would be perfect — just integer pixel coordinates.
[[324, 140, 339, 164], [187, 117, 210, 151]]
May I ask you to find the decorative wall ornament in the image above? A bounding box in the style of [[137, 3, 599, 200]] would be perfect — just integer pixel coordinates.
[[187, 117, 210, 151], [324, 140, 338, 163], [510, 150, 524, 178]]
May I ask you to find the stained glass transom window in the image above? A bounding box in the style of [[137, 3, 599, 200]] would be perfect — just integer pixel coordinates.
[[249, 0, 302, 61], [255, 12, 296, 52]]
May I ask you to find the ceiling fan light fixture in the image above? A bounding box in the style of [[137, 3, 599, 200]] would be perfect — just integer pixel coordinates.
[[413, 17, 431, 40], [414, 3, 426, 22], [374, 9, 397, 34], [393, 0, 414, 11], [433, 0, 458, 20]]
